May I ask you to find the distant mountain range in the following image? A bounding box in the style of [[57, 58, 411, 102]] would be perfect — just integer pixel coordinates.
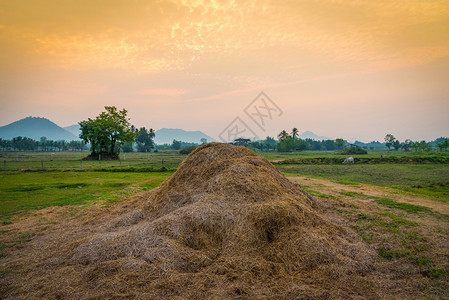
[[298, 131, 332, 141], [0, 117, 79, 141], [63, 124, 81, 137], [154, 128, 215, 145], [0, 117, 216, 144], [0, 117, 331, 144]]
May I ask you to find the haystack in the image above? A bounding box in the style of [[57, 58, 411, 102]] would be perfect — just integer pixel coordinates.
[[1, 143, 379, 299]]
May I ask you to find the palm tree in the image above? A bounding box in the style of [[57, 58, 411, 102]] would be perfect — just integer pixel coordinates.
[[291, 128, 299, 140], [277, 130, 289, 141]]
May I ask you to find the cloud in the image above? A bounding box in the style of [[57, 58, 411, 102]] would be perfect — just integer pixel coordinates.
[[138, 88, 188, 96]]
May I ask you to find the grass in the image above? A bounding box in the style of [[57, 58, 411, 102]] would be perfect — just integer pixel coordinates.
[[258, 150, 449, 161], [375, 198, 432, 214], [0, 150, 185, 171], [278, 164, 449, 202], [0, 148, 448, 297], [0, 171, 173, 222], [306, 189, 338, 199]]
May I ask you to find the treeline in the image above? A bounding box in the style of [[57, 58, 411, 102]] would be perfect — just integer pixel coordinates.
[[233, 129, 449, 153], [0, 136, 87, 151], [121, 126, 156, 153], [383, 134, 449, 152]]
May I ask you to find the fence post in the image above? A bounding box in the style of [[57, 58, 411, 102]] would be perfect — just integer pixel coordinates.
[[41, 160, 44, 171], [99, 154, 101, 161], [124, 154, 126, 161], [120, 160, 122, 168], [147, 153, 150, 161], [80, 160, 83, 171]]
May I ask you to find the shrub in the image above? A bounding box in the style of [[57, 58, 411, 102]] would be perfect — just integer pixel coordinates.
[[179, 145, 197, 154]]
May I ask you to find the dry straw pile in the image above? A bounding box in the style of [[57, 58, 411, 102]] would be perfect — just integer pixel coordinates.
[[2, 143, 380, 299]]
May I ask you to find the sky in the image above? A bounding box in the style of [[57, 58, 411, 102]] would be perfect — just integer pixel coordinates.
[[0, 0, 448, 142]]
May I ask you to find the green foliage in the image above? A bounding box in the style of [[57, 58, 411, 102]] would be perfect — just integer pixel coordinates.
[[437, 138, 449, 151], [79, 106, 137, 158], [121, 141, 134, 153], [171, 139, 182, 150], [392, 140, 401, 151], [384, 134, 396, 150], [250, 136, 277, 151], [233, 138, 251, 146], [276, 135, 308, 152], [339, 147, 368, 155], [291, 128, 299, 139], [136, 127, 155, 152], [277, 130, 289, 141], [335, 138, 346, 150], [179, 145, 197, 154]]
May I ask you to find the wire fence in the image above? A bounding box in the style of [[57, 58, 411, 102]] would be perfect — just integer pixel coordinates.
[[0, 151, 185, 172]]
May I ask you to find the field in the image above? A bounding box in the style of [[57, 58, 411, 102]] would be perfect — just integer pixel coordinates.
[[1, 148, 448, 298]]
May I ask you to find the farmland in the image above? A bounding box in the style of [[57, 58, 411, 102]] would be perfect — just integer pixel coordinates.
[[0, 149, 448, 220], [1, 148, 448, 298]]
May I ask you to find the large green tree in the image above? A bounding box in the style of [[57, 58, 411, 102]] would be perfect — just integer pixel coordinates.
[[79, 106, 137, 159]]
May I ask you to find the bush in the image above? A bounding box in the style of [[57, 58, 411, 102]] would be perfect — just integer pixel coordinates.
[[340, 147, 368, 155], [179, 145, 197, 155]]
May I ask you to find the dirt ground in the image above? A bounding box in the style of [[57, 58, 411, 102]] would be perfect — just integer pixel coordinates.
[[289, 176, 449, 215]]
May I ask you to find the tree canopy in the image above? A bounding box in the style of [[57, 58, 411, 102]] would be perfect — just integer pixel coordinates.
[[79, 106, 137, 159]]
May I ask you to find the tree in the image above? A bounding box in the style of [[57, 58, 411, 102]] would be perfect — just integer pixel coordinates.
[[335, 138, 345, 150], [200, 138, 207, 145], [402, 139, 412, 152], [172, 139, 182, 150], [410, 141, 420, 152], [418, 140, 431, 152], [136, 127, 155, 152], [277, 130, 289, 141], [79, 106, 137, 159], [437, 138, 449, 151], [121, 141, 134, 153], [234, 138, 251, 146], [291, 128, 299, 140], [384, 134, 396, 150], [277, 136, 295, 152], [392, 139, 401, 151], [263, 136, 277, 151]]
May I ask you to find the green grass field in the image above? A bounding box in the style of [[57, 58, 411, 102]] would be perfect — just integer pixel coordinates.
[[0, 171, 173, 223], [0, 151, 185, 171], [278, 164, 449, 202], [0, 149, 448, 222]]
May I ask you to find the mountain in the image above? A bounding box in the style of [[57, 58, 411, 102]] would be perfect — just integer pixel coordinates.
[[154, 128, 215, 145], [0, 117, 79, 141], [64, 124, 81, 138], [299, 131, 332, 141]]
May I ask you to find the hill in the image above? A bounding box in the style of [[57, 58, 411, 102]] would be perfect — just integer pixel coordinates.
[[299, 131, 332, 141], [63, 124, 81, 138], [0, 117, 78, 141], [154, 128, 215, 145]]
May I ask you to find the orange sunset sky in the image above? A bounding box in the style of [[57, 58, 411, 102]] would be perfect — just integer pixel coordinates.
[[0, 0, 448, 141]]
